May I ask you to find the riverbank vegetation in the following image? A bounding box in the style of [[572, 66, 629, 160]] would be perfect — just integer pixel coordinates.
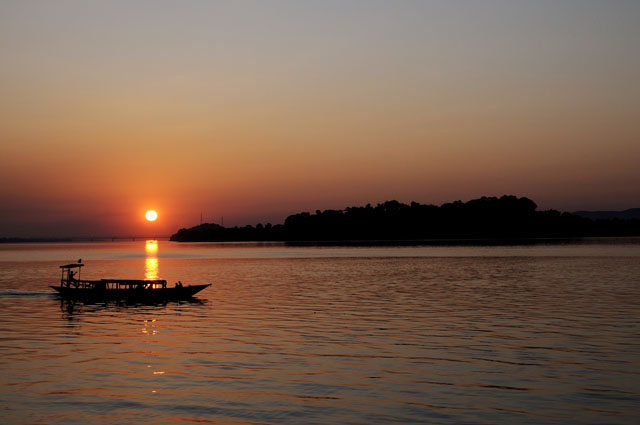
[[170, 195, 640, 242]]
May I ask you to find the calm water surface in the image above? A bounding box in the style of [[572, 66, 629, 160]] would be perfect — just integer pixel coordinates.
[[0, 240, 639, 424]]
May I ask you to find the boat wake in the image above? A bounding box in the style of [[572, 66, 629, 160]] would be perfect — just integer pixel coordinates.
[[0, 289, 54, 299]]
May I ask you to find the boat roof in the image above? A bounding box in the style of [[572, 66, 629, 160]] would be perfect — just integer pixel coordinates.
[[99, 279, 167, 284], [60, 263, 84, 269]]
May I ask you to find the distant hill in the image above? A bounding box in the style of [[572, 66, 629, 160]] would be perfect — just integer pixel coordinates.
[[171, 195, 640, 242], [573, 208, 640, 220]]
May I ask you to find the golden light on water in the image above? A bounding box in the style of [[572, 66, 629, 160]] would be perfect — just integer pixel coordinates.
[[145, 240, 158, 252], [145, 240, 159, 280], [145, 210, 158, 221], [145, 258, 159, 281]]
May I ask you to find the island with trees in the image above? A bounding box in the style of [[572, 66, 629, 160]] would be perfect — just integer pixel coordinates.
[[170, 195, 640, 243]]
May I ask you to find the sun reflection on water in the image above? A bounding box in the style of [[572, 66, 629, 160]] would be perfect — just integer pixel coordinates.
[[145, 240, 159, 280], [145, 240, 158, 253]]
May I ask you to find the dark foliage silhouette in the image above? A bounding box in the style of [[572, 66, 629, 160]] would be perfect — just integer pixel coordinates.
[[170, 195, 640, 242]]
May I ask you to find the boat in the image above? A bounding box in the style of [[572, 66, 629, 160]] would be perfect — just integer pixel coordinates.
[[51, 263, 211, 301]]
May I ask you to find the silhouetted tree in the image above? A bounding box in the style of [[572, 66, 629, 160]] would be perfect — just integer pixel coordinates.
[[169, 195, 640, 242]]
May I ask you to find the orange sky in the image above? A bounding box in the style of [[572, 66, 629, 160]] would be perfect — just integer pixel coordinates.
[[1, 2, 639, 237]]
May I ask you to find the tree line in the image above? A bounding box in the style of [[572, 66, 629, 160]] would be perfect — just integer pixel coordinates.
[[169, 195, 640, 242]]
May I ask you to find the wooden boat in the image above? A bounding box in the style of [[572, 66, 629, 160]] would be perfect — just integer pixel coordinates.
[[51, 263, 211, 301]]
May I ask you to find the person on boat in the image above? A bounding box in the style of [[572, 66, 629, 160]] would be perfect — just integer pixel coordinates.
[[176, 281, 183, 288], [67, 270, 79, 288]]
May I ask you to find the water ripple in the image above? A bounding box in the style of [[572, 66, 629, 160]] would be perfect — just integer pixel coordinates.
[[1, 250, 639, 424]]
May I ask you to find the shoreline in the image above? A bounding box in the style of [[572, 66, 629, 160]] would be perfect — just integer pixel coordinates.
[[3, 236, 640, 246]]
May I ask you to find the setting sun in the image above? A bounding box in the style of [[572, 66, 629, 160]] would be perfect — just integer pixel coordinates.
[[145, 210, 158, 221]]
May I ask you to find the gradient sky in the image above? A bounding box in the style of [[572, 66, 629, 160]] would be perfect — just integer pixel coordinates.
[[1, 1, 639, 237]]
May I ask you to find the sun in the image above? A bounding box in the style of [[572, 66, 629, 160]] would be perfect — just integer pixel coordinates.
[[145, 210, 158, 222]]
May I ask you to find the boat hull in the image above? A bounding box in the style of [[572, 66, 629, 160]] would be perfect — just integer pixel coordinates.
[[51, 284, 211, 301]]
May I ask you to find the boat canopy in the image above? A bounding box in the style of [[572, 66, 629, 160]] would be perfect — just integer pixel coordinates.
[[99, 279, 167, 285], [60, 264, 84, 269]]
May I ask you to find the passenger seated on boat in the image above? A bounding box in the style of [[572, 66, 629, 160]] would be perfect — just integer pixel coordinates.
[[175, 281, 183, 288], [68, 271, 78, 287]]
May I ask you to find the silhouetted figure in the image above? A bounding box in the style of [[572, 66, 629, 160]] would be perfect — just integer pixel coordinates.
[[67, 270, 78, 288]]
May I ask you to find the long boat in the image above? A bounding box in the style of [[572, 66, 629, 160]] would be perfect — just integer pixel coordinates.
[[51, 263, 211, 301]]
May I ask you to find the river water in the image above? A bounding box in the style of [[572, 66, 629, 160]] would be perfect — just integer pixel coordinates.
[[0, 240, 638, 424]]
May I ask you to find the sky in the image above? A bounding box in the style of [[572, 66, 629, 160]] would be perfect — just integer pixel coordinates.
[[1, 1, 639, 237]]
